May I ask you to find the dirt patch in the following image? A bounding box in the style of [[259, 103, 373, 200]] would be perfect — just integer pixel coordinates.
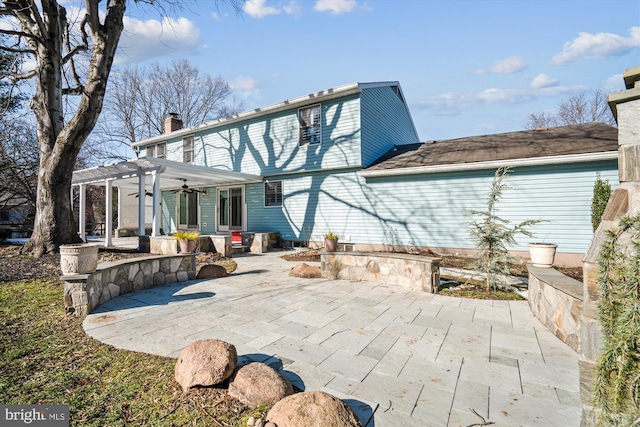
[[280, 249, 321, 262]]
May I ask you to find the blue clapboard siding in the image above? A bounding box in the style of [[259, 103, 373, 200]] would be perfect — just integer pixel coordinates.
[[360, 85, 420, 167], [158, 95, 362, 173], [245, 160, 618, 254]]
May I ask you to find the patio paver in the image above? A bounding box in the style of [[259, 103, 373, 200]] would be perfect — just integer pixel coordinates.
[[83, 250, 583, 426]]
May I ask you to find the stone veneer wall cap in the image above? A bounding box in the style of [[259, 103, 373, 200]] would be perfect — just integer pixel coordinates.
[[527, 264, 583, 300], [95, 254, 196, 271], [318, 250, 442, 262]]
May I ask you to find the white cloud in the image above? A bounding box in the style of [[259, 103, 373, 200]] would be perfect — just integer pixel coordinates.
[[412, 85, 580, 117], [314, 0, 357, 14], [551, 26, 640, 65], [531, 73, 559, 89], [475, 56, 527, 74], [244, 0, 280, 18], [604, 73, 625, 93], [229, 76, 262, 104], [116, 16, 200, 64], [211, 12, 221, 22], [229, 76, 260, 92]]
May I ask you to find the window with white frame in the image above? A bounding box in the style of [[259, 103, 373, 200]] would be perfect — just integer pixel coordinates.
[[264, 181, 282, 207], [146, 142, 166, 159], [183, 135, 194, 163], [299, 104, 321, 146], [156, 142, 166, 159]]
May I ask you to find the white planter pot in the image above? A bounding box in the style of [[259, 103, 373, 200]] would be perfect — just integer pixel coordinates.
[[60, 244, 99, 275], [528, 243, 557, 268]]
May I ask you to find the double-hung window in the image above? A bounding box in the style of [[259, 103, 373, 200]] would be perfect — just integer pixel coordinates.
[[156, 142, 166, 159], [146, 142, 166, 159], [264, 181, 283, 207], [183, 135, 194, 164], [299, 104, 321, 146]]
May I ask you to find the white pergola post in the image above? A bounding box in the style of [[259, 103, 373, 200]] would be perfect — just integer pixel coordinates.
[[105, 179, 113, 247], [151, 171, 161, 237], [79, 184, 86, 242], [117, 187, 123, 230], [138, 174, 145, 236]]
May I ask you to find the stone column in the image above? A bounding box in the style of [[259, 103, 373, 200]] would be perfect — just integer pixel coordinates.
[[579, 66, 640, 426]]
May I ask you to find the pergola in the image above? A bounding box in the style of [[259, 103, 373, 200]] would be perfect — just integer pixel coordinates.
[[71, 157, 261, 246]]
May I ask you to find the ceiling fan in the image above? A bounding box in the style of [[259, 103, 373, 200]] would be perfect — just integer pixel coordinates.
[[128, 190, 153, 198], [171, 179, 202, 194]]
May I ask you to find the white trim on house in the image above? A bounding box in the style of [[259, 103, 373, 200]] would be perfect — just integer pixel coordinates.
[[359, 151, 619, 178]]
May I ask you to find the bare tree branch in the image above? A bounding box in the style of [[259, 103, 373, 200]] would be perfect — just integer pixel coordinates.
[[525, 89, 616, 130]]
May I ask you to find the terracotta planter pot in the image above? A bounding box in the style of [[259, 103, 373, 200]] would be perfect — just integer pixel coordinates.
[[60, 244, 99, 275], [179, 239, 198, 254], [324, 238, 338, 252], [529, 243, 557, 268]]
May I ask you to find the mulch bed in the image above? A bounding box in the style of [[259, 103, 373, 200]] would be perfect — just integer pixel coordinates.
[[0, 244, 229, 284]]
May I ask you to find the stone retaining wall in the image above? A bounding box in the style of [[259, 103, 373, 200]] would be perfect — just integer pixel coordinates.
[[63, 254, 196, 317], [527, 265, 584, 353], [320, 251, 441, 293]]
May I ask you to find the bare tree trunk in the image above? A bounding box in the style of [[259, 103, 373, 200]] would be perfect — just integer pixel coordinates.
[[24, 148, 82, 257], [14, 0, 127, 256]]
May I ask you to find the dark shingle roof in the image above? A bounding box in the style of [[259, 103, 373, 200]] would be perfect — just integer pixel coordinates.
[[367, 122, 618, 171]]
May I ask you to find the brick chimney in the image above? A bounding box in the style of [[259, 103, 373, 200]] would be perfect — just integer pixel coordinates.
[[164, 113, 183, 134]]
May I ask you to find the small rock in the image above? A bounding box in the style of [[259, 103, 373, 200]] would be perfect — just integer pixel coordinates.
[[196, 264, 228, 279], [266, 391, 362, 427], [265, 422, 277, 427], [174, 339, 237, 391], [229, 362, 294, 407], [247, 416, 256, 426], [289, 262, 321, 278], [255, 419, 263, 427]]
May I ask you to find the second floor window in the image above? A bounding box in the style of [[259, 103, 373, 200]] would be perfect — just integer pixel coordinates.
[[183, 136, 194, 163], [299, 104, 321, 146], [156, 142, 166, 159], [146, 142, 166, 159]]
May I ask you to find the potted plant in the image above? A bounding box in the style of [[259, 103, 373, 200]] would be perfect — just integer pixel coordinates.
[[528, 242, 557, 268], [324, 231, 339, 252], [174, 230, 201, 253]]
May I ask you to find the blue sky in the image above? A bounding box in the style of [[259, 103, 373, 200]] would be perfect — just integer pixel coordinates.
[[114, 0, 638, 140]]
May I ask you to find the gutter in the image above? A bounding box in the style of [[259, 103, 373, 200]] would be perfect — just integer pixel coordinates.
[[358, 151, 619, 178]]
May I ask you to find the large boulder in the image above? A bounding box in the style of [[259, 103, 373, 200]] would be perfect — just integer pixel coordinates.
[[266, 391, 362, 427], [228, 362, 293, 407], [175, 339, 237, 392], [197, 264, 228, 279], [289, 263, 321, 278]]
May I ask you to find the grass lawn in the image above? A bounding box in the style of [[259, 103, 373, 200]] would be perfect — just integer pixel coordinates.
[[0, 279, 264, 426]]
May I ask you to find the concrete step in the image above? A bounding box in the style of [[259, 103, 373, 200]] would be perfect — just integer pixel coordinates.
[[232, 245, 249, 254]]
